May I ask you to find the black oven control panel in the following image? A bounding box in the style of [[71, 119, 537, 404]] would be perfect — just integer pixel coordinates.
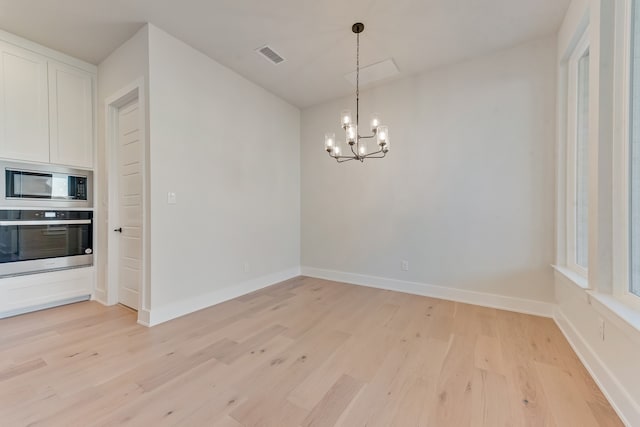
[[0, 210, 93, 221]]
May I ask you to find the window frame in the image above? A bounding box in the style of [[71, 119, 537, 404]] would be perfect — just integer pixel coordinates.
[[613, 0, 640, 310], [565, 29, 591, 279]]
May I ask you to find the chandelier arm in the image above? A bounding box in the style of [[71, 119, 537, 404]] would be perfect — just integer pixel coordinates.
[[364, 148, 384, 155], [358, 134, 377, 140], [349, 143, 359, 158], [362, 149, 386, 158], [337, 157, 357, 163], [332, 153, 356, 161]]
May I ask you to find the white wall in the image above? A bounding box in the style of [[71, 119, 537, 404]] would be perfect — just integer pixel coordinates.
[[96, 25, 149, 303], [146, 26, 300, 318], [301, 36, 558, 306]]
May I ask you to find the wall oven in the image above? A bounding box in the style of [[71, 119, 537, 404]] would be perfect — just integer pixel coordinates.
[[1, 161, 92, 208], [0, 210, 93, 277]]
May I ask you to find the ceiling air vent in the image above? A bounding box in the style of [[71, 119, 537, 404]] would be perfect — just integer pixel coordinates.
[[256, 45, 285, 65]]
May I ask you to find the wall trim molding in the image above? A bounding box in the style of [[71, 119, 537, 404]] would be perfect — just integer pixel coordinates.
[[301, 266, 555, 318], [554, 308, 639, 427], [138, 309, 151, 327], [145, 267, 301, 326], [93, 288, 107, 305]]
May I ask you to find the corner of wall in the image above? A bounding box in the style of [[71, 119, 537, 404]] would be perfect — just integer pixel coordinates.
[[301, 267, 556, 318], [144, 267, 301, 326]]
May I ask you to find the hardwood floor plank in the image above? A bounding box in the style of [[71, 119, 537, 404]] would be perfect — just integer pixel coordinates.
[[0, 357, 47, 381], [228, 328, 349, 425], [301, 374, 364, 427], [496, 310, 557, 427], [535, 361, 619, 427], [471, 369, 517, 427], [474, 335, 505, 375], [216, 324, 288, 364], [433, 335, 476, 426], [177, 335, 296, 425], [587, 400, 626, 427]]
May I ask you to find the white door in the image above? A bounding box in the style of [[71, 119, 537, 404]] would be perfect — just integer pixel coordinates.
[[0, 42, 49, 162], [48, 61, 94, 168], [115, 99, 142, 310]]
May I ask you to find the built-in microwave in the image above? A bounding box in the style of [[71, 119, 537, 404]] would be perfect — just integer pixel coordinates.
[[0, 161, 92, 208]]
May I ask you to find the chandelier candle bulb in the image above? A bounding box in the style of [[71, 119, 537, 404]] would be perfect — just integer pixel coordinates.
[[377, 125, 388, 146], [346, 124, 356, 144], [370, 114, 380, 132], [341, 110, 352, 128], [324, 133, 335, 152], [334, 145, 341, 157], [358, 143, 367, 156]]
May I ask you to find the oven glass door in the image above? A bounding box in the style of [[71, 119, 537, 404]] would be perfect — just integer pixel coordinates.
[[0, 222, 92, 264]]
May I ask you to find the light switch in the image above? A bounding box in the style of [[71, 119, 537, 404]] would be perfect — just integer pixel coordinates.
[[167, 192, 177, 204]]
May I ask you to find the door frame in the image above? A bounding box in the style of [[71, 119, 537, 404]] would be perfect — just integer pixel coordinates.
[[104, 78, 149, 324]]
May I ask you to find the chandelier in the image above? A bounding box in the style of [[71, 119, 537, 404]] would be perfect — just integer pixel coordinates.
[[324, 22, 390, 163]]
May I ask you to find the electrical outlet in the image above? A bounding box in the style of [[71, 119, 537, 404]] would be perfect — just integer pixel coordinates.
[[598, 317, 605, 341], [401, 260, 409, 271]]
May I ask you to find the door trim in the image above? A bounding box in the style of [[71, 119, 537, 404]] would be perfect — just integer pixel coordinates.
[[104, 78, 148, 323]]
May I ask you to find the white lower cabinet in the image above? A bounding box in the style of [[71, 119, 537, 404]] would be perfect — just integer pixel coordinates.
[[0, 268, 94, 318]]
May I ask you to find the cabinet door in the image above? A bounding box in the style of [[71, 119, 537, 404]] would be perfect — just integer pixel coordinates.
[[48, 61, 93, 168], [0, 43, 49, 163]]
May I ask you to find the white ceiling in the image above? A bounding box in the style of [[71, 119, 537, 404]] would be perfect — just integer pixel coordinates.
[[0, 0, 570, 108]]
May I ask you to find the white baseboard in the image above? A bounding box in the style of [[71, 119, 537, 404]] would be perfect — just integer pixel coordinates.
[[137, 308, 151, 327], [301, 266, 555, 318], [0, 294, 91, 319], [554, 308, 639, 427], [93, 288, 107, 305], [145, 267, 301, 326]]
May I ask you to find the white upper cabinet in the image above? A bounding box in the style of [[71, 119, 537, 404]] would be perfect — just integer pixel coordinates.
[[0, 33, 95, 169], [0, 42, 50, 163], [48, 61, 93, 168]]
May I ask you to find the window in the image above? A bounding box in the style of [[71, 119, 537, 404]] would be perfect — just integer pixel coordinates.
[[566, 31, 590, 277], [630, 0, 640, 297]]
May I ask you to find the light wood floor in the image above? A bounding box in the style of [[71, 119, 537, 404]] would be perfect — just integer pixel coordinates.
[[0, 277, 622, 426]]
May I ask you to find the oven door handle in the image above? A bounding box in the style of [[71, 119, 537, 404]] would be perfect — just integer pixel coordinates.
[[0, 219, 92, 226]]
